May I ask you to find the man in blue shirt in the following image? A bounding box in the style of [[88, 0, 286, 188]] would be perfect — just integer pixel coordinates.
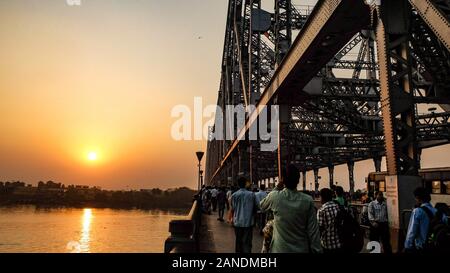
[[368, 191, 392, 253], [231, 177, 258, 253], [255, 184, 268, 233], [404, 187, 437, 252]]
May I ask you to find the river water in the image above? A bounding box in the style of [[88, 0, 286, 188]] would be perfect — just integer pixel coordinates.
[[0, 206, 186, 253]]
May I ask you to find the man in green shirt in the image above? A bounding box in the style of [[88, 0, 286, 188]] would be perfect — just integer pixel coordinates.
[[334, 186, 347, 207], [260, 164, 322, 253]]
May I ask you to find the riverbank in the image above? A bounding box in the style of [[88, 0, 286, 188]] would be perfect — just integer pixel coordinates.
[[0, 182, 197, 211]]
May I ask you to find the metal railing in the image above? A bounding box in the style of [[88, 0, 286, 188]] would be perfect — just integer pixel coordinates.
[[348, 203, 371, 238], [164, 199, 201, 253]]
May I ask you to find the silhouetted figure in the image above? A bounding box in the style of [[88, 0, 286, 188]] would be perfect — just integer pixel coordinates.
[[211, 186, 218, 212], [317, 188, 342, 253], [255, 184, 268, 234], [260, 165, 322, 253], [334, 186, 347, 207], [226, 187, 232, 210], [217, 187, 227, 222], [202, 186, 212, 214], [231, 177, 258, 253]]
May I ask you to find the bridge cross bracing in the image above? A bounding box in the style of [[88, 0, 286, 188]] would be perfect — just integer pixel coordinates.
[[204, 0, 450, 236]]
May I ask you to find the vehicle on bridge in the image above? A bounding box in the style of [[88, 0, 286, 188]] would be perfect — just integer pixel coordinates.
[[366, 168, 450, 205]]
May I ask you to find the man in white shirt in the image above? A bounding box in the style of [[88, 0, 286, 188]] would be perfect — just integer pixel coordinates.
[[211, 186, 219, 212], [226, 188, 232, 210]]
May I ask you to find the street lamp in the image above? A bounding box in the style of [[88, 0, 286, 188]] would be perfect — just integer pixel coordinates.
[[200, 170, 204, 189], [196, 151, 204, 191]]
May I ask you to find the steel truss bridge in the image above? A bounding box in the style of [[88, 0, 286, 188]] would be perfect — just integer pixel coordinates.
[[204, 0, 450, 199]]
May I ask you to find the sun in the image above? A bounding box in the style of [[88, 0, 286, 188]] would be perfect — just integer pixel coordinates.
[[87, 151, 98, 161]]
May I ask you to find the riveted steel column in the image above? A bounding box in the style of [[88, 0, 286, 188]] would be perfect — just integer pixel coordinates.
[[328, 165, 335, 189], [374, 155, 382, 172], [313, 168, 319, 194], [302, 170, 307, 191], [274, 0, 292, 65], [347, 161, 355, 194], [375, 0, 423, 252], [238, 143, 250, 181], [277, 104, 291, 183]]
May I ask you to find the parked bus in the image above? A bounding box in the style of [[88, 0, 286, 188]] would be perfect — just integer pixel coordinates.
[[366, 167, 450, 205]]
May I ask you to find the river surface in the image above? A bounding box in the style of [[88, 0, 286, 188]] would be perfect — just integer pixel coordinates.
[[0, 206, 186, 253]]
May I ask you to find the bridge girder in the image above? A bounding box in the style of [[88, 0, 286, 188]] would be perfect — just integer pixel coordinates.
[[205, 0, 450, 189]]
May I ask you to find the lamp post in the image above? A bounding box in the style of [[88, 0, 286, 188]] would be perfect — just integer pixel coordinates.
[[196, 151, 204, 191], [200, 170, 204, 189]]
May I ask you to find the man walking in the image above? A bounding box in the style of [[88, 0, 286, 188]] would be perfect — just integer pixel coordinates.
[[211, 186, 218, 212], [260, 164, 322, 253], [217, 187, 227, 222], [231, 177, 258, 253], [255, 184, 268, 233], [317, 188, 342, 253], [226, 187, 232, 211], [334, 186, 347, 207], [404, 187, 447, 252], [202, 186, 212, 214], [368, 191, 392, 253]]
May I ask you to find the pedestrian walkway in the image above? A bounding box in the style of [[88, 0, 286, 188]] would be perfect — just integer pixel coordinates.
[[200, 211, 263, 253], [198, 207, 371, 253]]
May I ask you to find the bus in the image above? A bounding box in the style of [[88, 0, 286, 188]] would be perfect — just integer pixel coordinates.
[[366, 167, 450, 205]]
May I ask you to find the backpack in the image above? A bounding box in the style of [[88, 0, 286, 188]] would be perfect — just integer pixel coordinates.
[[420, 205, 450, 253], [334, 201, 364, 253]]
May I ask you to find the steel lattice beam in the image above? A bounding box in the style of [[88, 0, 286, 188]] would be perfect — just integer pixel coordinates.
[[206, 0, 450, 187]]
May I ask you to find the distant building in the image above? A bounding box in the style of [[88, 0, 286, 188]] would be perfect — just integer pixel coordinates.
[[69, 185, 100, 201], [12, 186, 38, 196]]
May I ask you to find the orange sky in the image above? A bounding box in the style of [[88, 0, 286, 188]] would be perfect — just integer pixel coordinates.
[[0, 0, 228, 190], [0, 0, 449, 191]]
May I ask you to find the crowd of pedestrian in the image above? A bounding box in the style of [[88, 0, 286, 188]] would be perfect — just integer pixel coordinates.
[[198, 165, 449, 253]]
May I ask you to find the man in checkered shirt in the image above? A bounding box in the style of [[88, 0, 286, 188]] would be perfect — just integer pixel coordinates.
[[317, 188, 343, 253]]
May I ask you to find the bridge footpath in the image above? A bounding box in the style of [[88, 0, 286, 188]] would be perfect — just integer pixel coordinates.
[[165, 200, 371, 253], [199, 211, 263, 253], [199, 203, 370, 253]]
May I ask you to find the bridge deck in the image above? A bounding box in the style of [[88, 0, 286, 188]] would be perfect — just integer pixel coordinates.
[[198, 204, 372, 253], [199, 210, 263, 253]]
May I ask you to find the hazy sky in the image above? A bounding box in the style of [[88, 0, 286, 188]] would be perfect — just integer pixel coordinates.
[[0, 0, 228, 190], [0, 0, 448, 190]]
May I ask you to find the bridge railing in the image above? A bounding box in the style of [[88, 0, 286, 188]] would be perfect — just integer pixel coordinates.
[[164, 198, 201, 253], [348, 203, 371, 238], [313, 201, 370, 235]]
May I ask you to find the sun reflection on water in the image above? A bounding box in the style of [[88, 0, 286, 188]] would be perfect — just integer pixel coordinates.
[[79, 208, 92, 253]]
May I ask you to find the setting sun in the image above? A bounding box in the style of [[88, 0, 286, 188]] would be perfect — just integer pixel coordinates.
[[87, 152, 98, 161]]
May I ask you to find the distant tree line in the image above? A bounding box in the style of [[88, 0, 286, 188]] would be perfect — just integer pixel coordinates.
[[0, 181, 196, 210]]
